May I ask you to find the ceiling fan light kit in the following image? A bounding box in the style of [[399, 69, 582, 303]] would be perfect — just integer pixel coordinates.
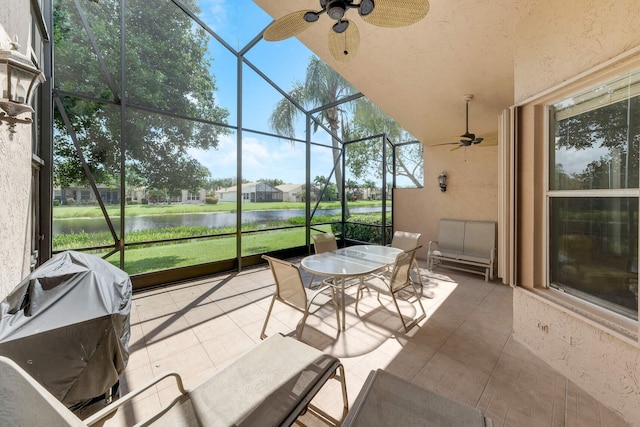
[[304, 12, 320, 23], [263, 0, 430, 61], [332, 20, 350, 34]]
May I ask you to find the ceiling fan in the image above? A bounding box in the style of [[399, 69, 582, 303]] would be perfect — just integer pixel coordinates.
[[262, 0, 430, 62], [432, 94, 498, 150]]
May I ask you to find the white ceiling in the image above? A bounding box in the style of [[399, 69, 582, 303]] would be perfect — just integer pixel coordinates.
[[253, 0, 541, 145]]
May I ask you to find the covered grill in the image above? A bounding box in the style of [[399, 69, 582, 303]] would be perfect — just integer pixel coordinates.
[[0, 251, 132, 410]]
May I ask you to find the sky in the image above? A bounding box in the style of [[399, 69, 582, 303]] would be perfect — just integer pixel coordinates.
[[186, 0, 339, 185]]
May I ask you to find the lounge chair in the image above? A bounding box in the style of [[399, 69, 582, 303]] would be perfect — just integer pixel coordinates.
[[0, 333, 349, 426]]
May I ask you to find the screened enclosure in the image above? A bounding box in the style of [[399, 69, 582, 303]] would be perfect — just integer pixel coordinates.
[[46, 0, 423, 288]]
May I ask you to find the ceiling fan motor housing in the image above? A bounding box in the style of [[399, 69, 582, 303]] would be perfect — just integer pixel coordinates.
[[327, 1, 347, 20]]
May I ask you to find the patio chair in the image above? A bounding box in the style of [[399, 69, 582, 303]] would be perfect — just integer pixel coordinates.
[[0, 333, 349, 427], [391, 231, 425, 288], [309, 232, 339, 288], [261, 255, 340, 340], [312, 232, 338, 253], [355, 246, 426, 332]]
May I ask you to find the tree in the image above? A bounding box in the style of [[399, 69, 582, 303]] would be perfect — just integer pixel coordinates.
[[553, 96, 639, 189], [269, 56, 356, 202], [345, 99, 423, 187], [363, 179, 377, 200], [53, 0, 230, 201], [313, 175, 337, 201], [208, 177, 237, 191], [145, 158, 211, 203], [345, 178, 359, 200]]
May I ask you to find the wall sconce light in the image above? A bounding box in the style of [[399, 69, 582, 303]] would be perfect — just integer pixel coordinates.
[[438, 171, 447, 192], [0, 37, 45, 134]]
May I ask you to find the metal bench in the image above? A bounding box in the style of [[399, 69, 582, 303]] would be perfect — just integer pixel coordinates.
[[427, 219, 497, 281]]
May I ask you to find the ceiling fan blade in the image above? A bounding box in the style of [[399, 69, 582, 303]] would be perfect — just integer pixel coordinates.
[[476, 132, 498, 146], [430, 141, 460, 147], [328, 20, 360, 62], [263, 10, 314, 41], [361, 0, 429, 28]]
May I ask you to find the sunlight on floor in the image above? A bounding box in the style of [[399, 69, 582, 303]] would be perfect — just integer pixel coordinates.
[[92, 261, 629, 427]]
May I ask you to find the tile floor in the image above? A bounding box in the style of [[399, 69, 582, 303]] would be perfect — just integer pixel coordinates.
[[95, 259, 630, 427]]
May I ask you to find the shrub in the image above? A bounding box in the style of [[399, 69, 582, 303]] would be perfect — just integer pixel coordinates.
[[205, 196, 219, 204], [141, 198, 149, 204], [331, 214, 392, 244], [53, 199, 61, 207]]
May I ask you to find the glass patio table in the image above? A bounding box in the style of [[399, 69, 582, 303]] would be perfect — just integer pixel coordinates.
[[300, 245, 403, 330]]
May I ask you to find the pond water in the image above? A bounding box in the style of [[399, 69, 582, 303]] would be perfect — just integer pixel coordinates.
[[53, 206, 387, 234]]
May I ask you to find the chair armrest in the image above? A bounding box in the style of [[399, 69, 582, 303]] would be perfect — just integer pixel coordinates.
[[307, 284, 336, 304], [83, 371, 186, 426], [428, 240, 439, 253], [320, 277, 335, 286]]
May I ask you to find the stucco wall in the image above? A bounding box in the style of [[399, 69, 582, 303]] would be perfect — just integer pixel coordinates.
[[394, 145, 499, 261], [514, 289, 640, 425], [514, 0, 640, 103], [512, 1, 640, 425], [0, 7, 34, 300]]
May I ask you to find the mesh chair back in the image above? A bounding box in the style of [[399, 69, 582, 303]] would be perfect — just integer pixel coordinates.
[[391, 231, 422, 251], [389, 247, 419, 292], [264, 256, 307, 310], [312, 232, 338, 254]]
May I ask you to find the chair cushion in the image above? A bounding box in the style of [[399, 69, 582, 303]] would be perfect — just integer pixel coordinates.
[[158, 334, 340, 427]]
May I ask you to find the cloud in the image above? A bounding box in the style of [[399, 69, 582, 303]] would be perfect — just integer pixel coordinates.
[[198, 0, 227, 32], [189, 133, 320, 184]]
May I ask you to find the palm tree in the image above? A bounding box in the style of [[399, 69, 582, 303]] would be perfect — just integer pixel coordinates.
[[269, 56, 356, 203]]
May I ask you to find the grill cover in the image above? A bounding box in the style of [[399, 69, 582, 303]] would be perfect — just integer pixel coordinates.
[[0, 251, 132, 408]]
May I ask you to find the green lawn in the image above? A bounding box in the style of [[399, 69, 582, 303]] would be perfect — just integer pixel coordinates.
[[108, 226, 331, 275], [52, 200, 384, 275]]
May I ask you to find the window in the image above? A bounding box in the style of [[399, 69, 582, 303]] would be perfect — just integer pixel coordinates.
[[548, 69, 640, 319]]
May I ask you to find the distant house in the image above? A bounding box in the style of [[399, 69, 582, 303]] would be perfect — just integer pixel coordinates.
[[54, 186, 120, 205], [129, 187, 147, 203], [216, 182, 283, 203], [181, 189, 206, 204], [276, 184, 305, 202]]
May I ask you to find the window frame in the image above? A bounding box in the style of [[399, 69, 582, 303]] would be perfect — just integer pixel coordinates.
[[545, 70, 640, 320]]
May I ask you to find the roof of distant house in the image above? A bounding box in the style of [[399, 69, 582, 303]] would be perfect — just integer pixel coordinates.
[[276, 184, 304, 193]]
